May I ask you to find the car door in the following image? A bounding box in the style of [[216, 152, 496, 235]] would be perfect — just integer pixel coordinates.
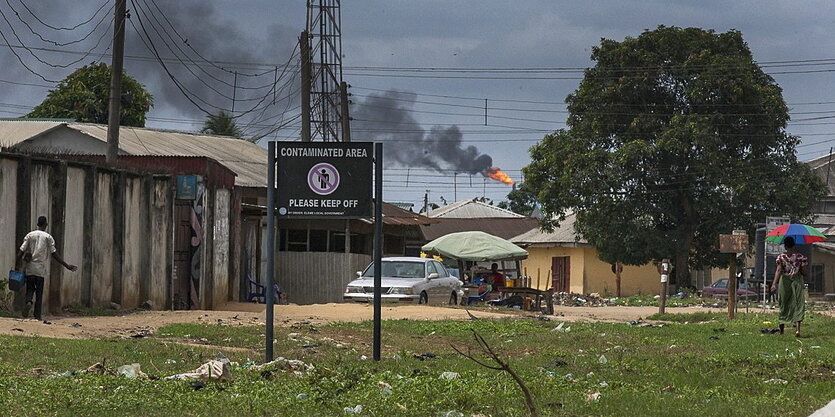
[[434, 262, 456, 302], [424, 261, 443, 302]]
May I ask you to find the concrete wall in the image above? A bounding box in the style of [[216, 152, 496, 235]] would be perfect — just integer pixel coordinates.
[[521, 245, 659, 296], [62, 167, 85, 306], [0, 159, 17, 304], [522, 246, 586, 293], [148, 178, 171, 309], [29, 164, 53, 308], [121, 177, 143, 308], [583, 253, 660, 296], [91, 172, 115, 307], [212, 189, 230, 308], [0, 152, 239, 314]]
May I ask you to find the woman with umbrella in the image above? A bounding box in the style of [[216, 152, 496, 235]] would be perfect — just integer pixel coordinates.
[[767, 224, 824, 337]]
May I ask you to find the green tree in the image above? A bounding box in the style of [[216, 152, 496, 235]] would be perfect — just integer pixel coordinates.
[[201, 111, 242, 138], [497, 187, 536, 216], [27, 63, 153, 127], [524, 26, 826, 286]]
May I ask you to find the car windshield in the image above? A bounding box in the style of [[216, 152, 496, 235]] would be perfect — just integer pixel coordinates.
[[362, 261, 426, 278]]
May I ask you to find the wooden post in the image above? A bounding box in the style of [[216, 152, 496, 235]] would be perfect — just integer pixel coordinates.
[[536, 268, 541, 291], [613, 262, 623, 297], [659, 259, 671, 314], [728, 254, 737, 319]]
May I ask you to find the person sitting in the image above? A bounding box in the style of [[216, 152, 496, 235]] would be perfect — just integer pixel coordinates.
[[487, 263, 505, 290]]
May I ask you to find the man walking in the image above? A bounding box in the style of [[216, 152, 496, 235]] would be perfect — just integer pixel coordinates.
[[14, 216, 77, 321]]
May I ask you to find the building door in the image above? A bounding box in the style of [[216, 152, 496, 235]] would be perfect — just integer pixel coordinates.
[[551, 256, 570, 292], [172, 202, 192, 310]]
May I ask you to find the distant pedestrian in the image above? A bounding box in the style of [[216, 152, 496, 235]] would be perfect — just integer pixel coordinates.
[[14, 216, 77, 321], [771, 236, 807, 337]]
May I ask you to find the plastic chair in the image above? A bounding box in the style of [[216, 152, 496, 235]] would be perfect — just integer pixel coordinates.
[[248, 278, 281, 304], [467, 287, 492, 305]]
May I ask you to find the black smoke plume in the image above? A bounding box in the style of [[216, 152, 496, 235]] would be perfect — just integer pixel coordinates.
[[350, 90, 493, 174]]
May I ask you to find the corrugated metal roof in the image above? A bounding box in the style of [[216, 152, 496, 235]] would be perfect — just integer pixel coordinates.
[[0, 121, 268, 188], [427, 199, 524, 218], [420, 217, 538, 241], [510, 212, 589, 247], [0, 120, 64, 147], [383, 203, 438, 226], [806, 154, 835, 195], [71, 123, 268, 188], [813, 242, 835, 256]]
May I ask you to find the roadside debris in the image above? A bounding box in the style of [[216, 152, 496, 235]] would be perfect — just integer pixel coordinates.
[[413, 352, 437, 361], [598, 355, 608, 364], [552, 322, 571, 333], [166, 359, 231, 381], [117, 363, 146, 379], [254, 357, 314, 376], [343, 405, 363, 414], [377, 381, 393, 395], [585, 391, 601, 402], [439, 372, 460, 380]]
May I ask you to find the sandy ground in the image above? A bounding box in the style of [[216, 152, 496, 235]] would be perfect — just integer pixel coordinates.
[[0, 302, 723, 340]]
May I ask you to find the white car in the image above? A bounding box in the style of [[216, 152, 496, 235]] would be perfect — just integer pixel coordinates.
[[344, 257, 463, 305]]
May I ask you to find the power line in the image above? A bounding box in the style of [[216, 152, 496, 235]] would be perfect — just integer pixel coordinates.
[[15, 0, 110, 31], [5, 0, 114, 47]]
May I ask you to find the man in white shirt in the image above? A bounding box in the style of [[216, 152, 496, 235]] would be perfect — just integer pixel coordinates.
[[14, 216, 77, 321]]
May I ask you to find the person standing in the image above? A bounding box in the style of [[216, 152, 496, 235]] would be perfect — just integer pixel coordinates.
[[771, 236, 807, 337], [14, 216, 77, 321]]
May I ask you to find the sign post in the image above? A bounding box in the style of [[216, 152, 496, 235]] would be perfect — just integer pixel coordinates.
[[266, 141, 374, 363], [720, 231, 749, 319], [372, 143, 382, 361], [265, 142, 276, 362], [658, 259, 671, 314]]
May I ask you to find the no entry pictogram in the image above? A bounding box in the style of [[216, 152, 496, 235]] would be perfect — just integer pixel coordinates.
[[275, 142, 373, 218], [308, 163, 340, 195]]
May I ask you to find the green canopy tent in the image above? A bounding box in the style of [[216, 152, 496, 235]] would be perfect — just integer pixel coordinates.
[[422, 231, 528, 286], [422, 231, 528, 262]]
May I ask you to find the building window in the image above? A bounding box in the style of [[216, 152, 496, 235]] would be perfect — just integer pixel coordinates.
[[286, 229, 308, 252], [308, 230, 328, 252], [809, 264, 825, 293], [350, 234, 367, 254], [329, 231, 346, 252], [384, 234, 404, 255]]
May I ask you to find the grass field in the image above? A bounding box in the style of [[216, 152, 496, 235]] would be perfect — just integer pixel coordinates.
[[1, 311, 834, 416]]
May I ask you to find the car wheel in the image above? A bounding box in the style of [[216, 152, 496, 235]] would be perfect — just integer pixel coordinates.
[[418, 291, 428, 304], [449, 292, 458, 305]]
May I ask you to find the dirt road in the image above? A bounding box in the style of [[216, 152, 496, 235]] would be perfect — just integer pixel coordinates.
[[0, 302, 723, 340]]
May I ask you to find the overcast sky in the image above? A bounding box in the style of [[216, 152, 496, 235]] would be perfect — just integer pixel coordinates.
[[1, 1, 834, 209]]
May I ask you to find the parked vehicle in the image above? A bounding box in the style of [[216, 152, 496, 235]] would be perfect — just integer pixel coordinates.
[[702, 278, 758, 299], [343, 257, 463, 305]]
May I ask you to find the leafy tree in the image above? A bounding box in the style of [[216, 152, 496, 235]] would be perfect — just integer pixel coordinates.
[[27, 63, 153, 127], [524, 26, 826, 287], [201, 111, 242, 138], [497, 187, 536, 216]]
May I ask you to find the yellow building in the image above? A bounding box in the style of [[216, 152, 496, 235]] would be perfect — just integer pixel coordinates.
[[511, 213, 661, 296]]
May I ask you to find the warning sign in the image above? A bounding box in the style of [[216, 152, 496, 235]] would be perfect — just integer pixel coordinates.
[[276, 142, 373, 218]]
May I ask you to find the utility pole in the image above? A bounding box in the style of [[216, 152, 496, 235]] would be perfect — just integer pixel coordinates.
[[423, 190, 429, 215], [340, 81, 351, 142], [300, 31, 311, 142], [106, 0, 127, 165], [453, 173, 458, 202]]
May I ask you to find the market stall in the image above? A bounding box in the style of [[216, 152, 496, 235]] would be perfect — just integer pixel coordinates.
[[421, 231, 553, 313]]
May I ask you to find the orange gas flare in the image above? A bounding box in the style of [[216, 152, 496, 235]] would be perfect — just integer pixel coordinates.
[[485, 167, 515, 185]]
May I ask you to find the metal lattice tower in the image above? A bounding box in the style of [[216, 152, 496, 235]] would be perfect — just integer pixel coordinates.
[[305, 0, 346, 142]]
